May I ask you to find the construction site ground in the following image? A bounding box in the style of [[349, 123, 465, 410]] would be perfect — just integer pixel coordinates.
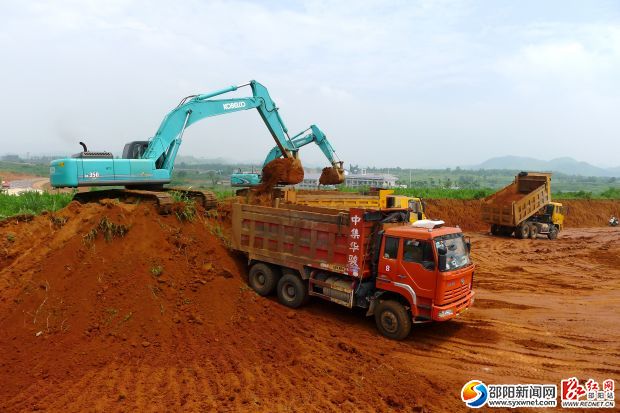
[[0, 199, 618, 412]]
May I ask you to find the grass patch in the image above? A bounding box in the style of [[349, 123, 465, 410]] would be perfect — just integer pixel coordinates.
[[83, 217, 129, 244], [150, 265, 163, 277], [169, 191, 197, 222], [0, 192, 73, 219]]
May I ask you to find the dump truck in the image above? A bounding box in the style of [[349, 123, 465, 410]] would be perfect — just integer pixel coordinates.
[[481, 172, 565, 239], [281, 188, 426, 223], [231, 203, 475, 340]]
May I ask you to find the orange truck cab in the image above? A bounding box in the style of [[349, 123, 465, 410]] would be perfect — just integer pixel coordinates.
[[376, 225, 475, 325], [231, 204, 475, 340]]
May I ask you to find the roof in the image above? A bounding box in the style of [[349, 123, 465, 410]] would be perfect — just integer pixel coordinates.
[[346, 173, 397, 180], [384, 225, 463, 240]]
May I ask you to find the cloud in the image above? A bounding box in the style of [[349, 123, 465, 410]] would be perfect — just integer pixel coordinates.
[[0, 0, 619, 167]]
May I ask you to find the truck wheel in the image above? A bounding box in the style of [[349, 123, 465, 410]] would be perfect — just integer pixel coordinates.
[[248, 263, 279, 296], [277, 273, 308, 308], [374, 300, 412, 340], [548, 226, 558, 240], [516, 224, 530, 239], [529, 224, 538, 239]]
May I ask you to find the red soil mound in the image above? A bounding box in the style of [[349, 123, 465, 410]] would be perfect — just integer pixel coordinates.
[[0, 201, 251, 411], [0, 200, 423, 412], [424, 199, 620, 231]]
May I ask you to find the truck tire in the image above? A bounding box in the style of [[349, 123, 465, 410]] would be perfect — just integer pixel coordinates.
[[490, 224, 499, 236], [516, 224, 530, 239], [529, 224, 538, 239], [374, 300, 412, 340], [548, 226, 558, 240], [277, 273, 309, 308], [248, 263, 279, 296]]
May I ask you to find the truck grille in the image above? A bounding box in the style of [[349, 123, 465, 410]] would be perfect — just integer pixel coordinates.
[[442, 283, 470, 303]]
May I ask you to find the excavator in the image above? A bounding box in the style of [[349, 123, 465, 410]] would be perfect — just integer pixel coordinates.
[[49, 80, 345, 211], [230, 124, 343, 187]]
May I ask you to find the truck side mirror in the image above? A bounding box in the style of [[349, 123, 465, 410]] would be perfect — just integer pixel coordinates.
[[438, 254, 446, 271]]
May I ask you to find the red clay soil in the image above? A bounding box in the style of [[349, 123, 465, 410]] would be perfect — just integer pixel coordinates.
[[318, 166, 344, 185], [424, 198, 620, 231], [257, 158, 304, 193], [1, 199, 619, 412]]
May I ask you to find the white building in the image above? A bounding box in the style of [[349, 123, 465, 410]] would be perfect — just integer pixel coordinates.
[[345, 172, 397, 188], [295, 172, 336, 190], [294, 170, 398, 189]]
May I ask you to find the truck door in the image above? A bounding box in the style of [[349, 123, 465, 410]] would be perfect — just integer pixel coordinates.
[[377, 236, 400, 285], [399, 239, 435, 297]]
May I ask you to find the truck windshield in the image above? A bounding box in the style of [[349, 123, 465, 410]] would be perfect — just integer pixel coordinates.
[[435, 233, 470, 272]]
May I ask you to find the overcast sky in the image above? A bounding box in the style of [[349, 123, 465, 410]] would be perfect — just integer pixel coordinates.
[[1, 0, 619, 168]]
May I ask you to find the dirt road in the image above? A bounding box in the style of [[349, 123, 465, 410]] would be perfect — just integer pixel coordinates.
[[0, 202, 618, 412]]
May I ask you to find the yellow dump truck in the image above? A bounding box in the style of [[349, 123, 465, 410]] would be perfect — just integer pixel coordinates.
[[481, 172, 565, 239], [282, 189, 426, 222]]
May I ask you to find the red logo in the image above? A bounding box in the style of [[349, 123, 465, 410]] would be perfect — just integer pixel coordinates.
[[561, 377, 586, 401]]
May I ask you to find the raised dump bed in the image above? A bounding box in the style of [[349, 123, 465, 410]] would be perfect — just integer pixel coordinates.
[[481, 172, 564, 239]]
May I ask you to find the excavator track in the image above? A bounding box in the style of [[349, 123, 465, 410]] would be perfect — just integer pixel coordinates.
[[164, 187, 218, 210], [72, 188, 217, 215]]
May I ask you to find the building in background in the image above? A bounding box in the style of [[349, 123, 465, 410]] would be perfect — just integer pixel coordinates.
[[295, 172, 329, 189], [295, 170, 397, 189], [344, 172, 397, 188]]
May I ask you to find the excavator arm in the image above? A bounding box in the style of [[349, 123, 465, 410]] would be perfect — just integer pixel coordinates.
[[144, 81, 295, 170], [231, 125, 345, 187], [262, 125, 340, 168]]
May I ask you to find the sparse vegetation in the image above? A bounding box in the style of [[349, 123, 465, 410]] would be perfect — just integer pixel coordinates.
[[169, 191, 197, 221], [49, 214, 68, 228], [150, 265, 163, 277], [83, 217, 129, 244]]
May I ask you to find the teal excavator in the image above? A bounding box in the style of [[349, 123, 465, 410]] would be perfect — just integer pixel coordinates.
[[230, 124, 343, 187], [49, 80, 345, 210]]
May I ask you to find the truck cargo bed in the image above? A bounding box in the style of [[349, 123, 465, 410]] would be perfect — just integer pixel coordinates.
[[231, 203, 374, 279], [481, 172, 551, 227]]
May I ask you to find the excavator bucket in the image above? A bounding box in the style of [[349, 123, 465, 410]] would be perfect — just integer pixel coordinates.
[[319, 166, 345, 185], [257, 157, 305, 192]]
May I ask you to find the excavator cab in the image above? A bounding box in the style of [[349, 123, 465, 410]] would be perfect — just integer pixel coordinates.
[[123, 141, 165, 169]]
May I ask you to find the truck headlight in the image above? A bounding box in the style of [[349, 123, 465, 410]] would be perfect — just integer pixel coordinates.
[[438, 309, 454, 318]]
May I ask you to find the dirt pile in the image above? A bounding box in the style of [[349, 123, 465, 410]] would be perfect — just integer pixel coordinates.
[[424, 198, 620, 231], [257, 157, 304, 192], [0, 200, 424, 412]]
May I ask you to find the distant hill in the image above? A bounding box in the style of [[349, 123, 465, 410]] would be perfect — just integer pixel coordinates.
[[466, 156, 620, 177]]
